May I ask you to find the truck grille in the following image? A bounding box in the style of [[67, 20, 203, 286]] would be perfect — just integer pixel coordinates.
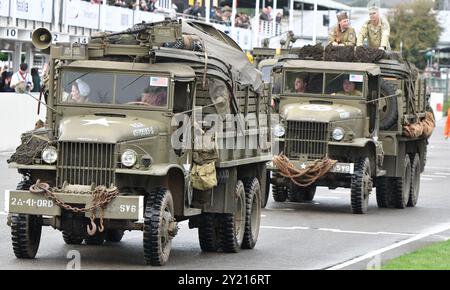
[[57, 142, 116, 187], [284, 121, 329, 160]]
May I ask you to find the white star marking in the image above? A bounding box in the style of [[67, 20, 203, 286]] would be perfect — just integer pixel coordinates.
[[82, 118, 120, 127], [300, 163, 307, 170]]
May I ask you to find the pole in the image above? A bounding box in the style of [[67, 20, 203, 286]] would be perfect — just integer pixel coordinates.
[[446, 67, 449, 104], [101, 0, 108, 31], [231, 0, 237, 39], [272, 0, 278, 36], [205, 0, 210, 23], [312, 0, 317, 44], [289, 0, 294, 31], [54, 0, 61, 33], [253, 0, 260, 48]]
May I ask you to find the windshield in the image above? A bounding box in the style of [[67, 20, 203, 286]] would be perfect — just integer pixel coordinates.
[[284, 71, 365, 97], [61, 71, 170, 108]]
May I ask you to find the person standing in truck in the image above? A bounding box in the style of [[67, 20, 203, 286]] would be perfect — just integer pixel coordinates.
[[357, 5, 390, 50], [328, 12, 357, 47]]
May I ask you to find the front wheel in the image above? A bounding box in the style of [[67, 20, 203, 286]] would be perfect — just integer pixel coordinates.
[[350, 158, 373, 214], [144, 188, 176, 266], [11, 214, 42, 259]]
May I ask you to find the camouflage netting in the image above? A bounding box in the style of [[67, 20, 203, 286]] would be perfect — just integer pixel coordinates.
[[324, 45, 355, 62], [7, 129, 54, 165], [290, 44, 324, 61], [354, 46, 386, 63]]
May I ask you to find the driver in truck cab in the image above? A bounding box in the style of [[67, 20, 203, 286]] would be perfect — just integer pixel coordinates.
[[141, 86, 168, 107]]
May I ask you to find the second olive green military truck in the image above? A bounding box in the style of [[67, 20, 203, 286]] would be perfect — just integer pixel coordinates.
[[5, 20, 272, 265], [268, 54, 433, 214]]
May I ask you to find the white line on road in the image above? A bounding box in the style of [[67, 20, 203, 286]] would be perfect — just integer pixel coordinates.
[[264, 208, 296, 211], [425, 166, 450, 171], [330, 190, 350, 194], [420, 178, 433, 181], [421, 175, 448, 179], [326, 222, 450, 270], [261, 226, 414, 237], [434, 172, 450, 176], [315, 196, 343, 200]]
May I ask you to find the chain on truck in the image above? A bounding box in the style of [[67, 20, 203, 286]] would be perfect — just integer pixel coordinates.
[[267, 45, 435, 214], [5, 19, 272, 266]]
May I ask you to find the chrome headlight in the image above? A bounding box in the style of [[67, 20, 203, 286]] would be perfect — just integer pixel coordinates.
[[332, 128, 345, 141], [121, 149, 137, 168], [42, 146, 58, 164], [273, 124, 286, 137]]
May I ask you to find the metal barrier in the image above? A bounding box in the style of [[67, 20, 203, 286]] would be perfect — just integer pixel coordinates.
[[0, 93, 46, 152]]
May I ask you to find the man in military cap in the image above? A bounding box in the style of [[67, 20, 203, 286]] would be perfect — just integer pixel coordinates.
[[328, 12, 356, 46], [357, 5, 390, 50]]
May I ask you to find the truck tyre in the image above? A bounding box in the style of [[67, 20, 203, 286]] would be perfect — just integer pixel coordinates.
[[219, 181, 246, 253], [408, 154, 421, 207], [144, 188, 175, 266], [62, 231, 83, 245], [198, 213, 220, 252], [379, 80, 398, 130], [85, 232, 105, 245], [350, 158, 372, 214], [262, 171, 270, 208], [272, 184, 288, 202], [11, 214, 42, 259], [105, 230, 124, 243], [11, 179, 42, 259], [375, 177, 391, 208], [289, 185, 316, 202], [272, 172, 288, 202], [242, 178, 261, 249], [392, 155, 412, 209]]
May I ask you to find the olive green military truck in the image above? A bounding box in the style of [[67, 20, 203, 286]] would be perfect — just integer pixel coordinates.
[[5, 20, 272, 265], [268, 55, 433, 214]]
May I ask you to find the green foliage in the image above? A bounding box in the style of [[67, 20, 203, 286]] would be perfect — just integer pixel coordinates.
[[383, 240, 450, 270], [0, 52, 7, 61], [388, 0, 443, 69], [444, 100, 450, 116]]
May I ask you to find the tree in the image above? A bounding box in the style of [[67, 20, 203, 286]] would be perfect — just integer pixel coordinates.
[[388, 0, 443, 69]]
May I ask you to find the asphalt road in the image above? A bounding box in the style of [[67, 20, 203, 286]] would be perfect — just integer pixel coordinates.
[[0, 121, 449, 270]]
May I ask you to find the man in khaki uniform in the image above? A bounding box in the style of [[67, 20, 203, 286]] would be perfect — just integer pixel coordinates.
[[328, 12, 356, 46], [337, 80, 362, 96], [357, 5, 390, 50]]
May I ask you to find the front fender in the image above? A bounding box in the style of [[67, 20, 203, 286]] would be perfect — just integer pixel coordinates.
[[329, 138, 375, 148], [115, 164, 185, 177]]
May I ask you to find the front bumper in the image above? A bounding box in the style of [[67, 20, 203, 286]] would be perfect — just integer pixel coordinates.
[[267, 160, 355, 175], [5, 190, 144, 221]]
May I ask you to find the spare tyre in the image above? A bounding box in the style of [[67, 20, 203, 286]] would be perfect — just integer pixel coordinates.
[[379, 80, 398, 130]]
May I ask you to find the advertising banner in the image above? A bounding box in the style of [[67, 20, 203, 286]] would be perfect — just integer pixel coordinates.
[[0, 0, 10, 17], [14, 0, 53, 23], [65, 0, 100, 30], [133, 10, 165, 25], [102, 5, 133, 32]]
